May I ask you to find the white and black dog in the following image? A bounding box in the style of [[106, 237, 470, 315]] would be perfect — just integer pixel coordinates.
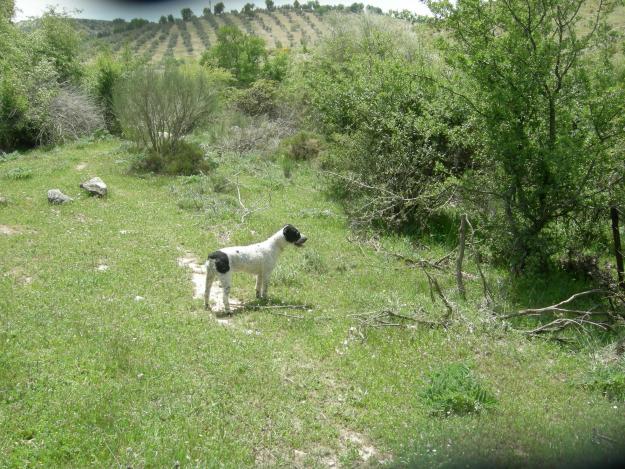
[[204, 225, 307, 314]]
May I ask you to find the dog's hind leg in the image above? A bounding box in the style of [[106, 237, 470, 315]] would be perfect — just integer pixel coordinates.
[[204, 263, 216, 310]]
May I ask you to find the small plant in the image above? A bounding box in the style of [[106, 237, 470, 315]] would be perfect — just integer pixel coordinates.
[[4, 167, 33, 180], [279, 154, 294, 178], [280, 131, 322, 161], [233, 79, 278, 116], [421, 363, 497, 416], [584, 365, 625, 401], [132, 141, 211, 176]]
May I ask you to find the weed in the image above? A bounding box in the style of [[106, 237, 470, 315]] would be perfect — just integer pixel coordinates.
[[584, 364, 625, 401], [421, 363, 497, 416], [4, 167, 33, 180]]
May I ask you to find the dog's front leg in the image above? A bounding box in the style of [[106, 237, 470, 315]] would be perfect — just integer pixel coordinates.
[[205, 268, 215, 310], [255, 274, 263, 299]]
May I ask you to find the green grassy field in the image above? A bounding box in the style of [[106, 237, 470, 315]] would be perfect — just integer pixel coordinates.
[[1, 134, 625, 467]]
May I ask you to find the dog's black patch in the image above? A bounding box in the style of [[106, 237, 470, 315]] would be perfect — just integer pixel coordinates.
[[283, 224, 302, 243], [208, 250, 230, 273]]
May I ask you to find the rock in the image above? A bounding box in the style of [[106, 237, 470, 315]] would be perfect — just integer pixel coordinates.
[[47, 189, 73, 204], [0, 196, 8, 206], [80, 177, 107, 197]]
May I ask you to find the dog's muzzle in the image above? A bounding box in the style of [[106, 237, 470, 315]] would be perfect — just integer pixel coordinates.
[[294, 236, 307, 247]]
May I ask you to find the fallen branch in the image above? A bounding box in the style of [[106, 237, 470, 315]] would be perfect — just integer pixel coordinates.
[[349, 309, 445, 329], [501, 289, 606, 319], [523, 317, 612, 335], [422, 267, 454, 323]]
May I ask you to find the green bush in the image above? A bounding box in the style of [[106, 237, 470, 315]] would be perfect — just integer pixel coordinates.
[[201, 25, 266, 85], [133, 141, 211, 176], [421, 364, 497, 416], [114, 64, 229, 157], [281, 131, 323, 161], [234, 79, 278, 116], [4, 167, 33, 180]]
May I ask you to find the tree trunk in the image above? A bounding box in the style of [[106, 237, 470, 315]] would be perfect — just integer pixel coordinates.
[[610, 206, 624, 290], [456, 214, 468, 299]]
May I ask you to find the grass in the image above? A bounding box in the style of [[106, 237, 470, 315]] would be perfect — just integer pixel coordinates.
[[1, 133, 625, 467]]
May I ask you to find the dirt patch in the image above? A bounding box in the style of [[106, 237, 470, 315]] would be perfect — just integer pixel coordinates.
[[75, 163, 87, 170], [0, 225, 21, 236], [177, 253, 241, 313]]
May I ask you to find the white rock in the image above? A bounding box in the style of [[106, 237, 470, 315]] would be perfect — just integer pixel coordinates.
[[80, 177, 107, 197], [47, 189, 73, 204]]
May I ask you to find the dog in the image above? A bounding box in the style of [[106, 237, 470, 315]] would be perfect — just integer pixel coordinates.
[[204, 224, 307, 314]]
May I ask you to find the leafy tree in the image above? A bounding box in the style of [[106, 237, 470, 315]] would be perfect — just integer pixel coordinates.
[[181, 8, 194, 21], [1, 0, 14, 21], [167, 14, 175, 22], [293, 1, 301, 10], [242, 3, 255, 16], [202, 25, 266, 85], [214, 2, 225, 14], [159, 15, 167, 24], [349, 3, 364, 13], [428, 0, 625, 271], [203, 7, 212, 17], [265, 0, 275, 11]]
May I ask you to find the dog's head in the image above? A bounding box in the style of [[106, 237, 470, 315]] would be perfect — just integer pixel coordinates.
[[282, 224, 307, 247]]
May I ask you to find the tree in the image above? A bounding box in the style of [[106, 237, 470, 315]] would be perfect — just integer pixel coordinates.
[[265, 0, 275, 11], [214, 2, 225, 14], [201, 25, 266, 85], [167, 14, 174, 22], [293, 1, 301, 10], [181, 8, 194, 21], [203, 7, 212, 17], [349, 3, 364, 13], [1, 0, 14, 21], [428, 0, 625, 272], [159, 15, 167, 24], [242, 3, 255, 16]]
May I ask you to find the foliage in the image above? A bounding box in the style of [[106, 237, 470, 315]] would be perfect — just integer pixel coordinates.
[[242, 3, 255, 16], [280, 130, 322, 161], [214, 2, 225, 15], [181, 8, 194, 21], [262, 49, 289, 82], [201, 25, 267, 85], [133, 140, 211, 175], [428, 0, 625, 272], [421, 363, 497, 416], [113, 64, 228, 156], [233, 79, 278, 116], [266, 0, 275, 12], [159, 15, 167, 24], [39, 87, 104, 145], [295, 15, 475, 229], [0, 8, 91, 150], [168, 14, 175, 23], [3, 167, 33, 180]]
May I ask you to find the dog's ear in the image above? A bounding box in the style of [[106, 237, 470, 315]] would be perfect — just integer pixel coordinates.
[[283, 224, 301, 243]]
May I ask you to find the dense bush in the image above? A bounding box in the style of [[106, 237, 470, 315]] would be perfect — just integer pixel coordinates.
[[280, 130, 322, 161], [0, 8, 90, 150], [294, 15, 476, 229], [114, 64, 229, 169], [233, 79, 278, 116], [201, 25, 267, 85], [133, 141, 211, 175], [429, 0, 625, 272]]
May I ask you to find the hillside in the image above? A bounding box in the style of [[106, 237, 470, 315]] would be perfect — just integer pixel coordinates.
[[80, 10, 336, 62], [2, 132, 625, 466]]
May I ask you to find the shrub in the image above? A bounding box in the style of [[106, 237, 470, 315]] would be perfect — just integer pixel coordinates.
[[280, 130, 322, 161], [113, 64, 229, 155], [201, 25, 267, 85], [39, 87, 104, 145], [133, 141, 211, 176], [262, 49, 289, 82], [234, 79, 278, 116], [421, 364, 496, 416]]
